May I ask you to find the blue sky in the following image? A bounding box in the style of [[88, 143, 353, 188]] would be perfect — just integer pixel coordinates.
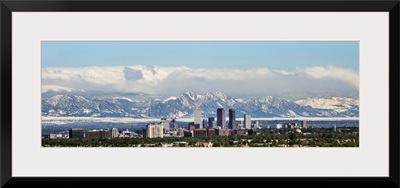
[[42, 41, 359, 71]]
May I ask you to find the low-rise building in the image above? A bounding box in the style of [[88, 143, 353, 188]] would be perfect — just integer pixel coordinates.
[[247, 129, 256, 135], [235, 129, 246, 135], [86, 129, 112, 139], [207, 128, 216, 137], [69, 128, 85, 139], [183, 130, 193, 137], [193, 129, 207, 137]]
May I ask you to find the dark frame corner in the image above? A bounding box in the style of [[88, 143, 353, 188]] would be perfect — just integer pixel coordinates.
[[1, 1, 399, 187]]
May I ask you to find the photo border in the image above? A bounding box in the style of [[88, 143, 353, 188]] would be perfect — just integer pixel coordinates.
[[1, 1, 399, 187]]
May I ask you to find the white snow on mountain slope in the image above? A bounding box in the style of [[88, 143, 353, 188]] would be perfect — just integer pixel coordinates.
[[111, 97, 135, 102], [184, 91, 204, 101], [235, 98, 245, 103], [42, 92, 359, 118], [163, 96, 177, 103], [46, 95, 65, 106], [294, 97, 359, 112]]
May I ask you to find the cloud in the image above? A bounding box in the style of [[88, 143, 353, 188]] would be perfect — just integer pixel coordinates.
[[42, 65, 359, 98], [123, 67, 143, 80], [300, 65, 359, 88]]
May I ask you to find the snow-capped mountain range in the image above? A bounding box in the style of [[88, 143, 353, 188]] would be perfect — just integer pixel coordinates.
[[41, 91, 359, 118]]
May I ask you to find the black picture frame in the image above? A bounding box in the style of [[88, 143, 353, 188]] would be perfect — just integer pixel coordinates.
[[1, 0, 399, 187]]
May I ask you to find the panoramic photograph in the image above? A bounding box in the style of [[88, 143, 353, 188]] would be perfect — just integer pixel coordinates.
[[41, 41, 359, 147]]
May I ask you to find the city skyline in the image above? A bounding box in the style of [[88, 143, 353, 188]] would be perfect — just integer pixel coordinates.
[[43, 105, 359, 147]]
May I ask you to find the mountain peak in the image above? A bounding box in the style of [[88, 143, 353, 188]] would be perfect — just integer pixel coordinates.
[[183, 91, 204, 101], [205, 91, 227, 98], [184, 91, 197, 96]]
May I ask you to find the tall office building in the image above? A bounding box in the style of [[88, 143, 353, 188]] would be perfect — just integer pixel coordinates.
[[162, 122, 170, 132], [144, 123, 164, 138], [302, 120, 307, 128], [170, 118, 178, 130], [228, 109, 236, 130], [202, 119, 208, 129], [217, 108, 226, 129], [244, 114, 251, 129], [208, 117, 215, 128], [193, 108, 202, 128], [112, 128, 119, 138], [69, 128, 85, 139]]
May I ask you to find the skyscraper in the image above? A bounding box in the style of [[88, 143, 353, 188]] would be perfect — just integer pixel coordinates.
[[208, 117, 215, 128], [228, 109, 236, 129], [169, 118, 178, 130], [244, 114, 251, 129], [202, 119, 208, 129], [162, 122, 170, 132], [302, 120, 307, 128], [193, 108, 202, 128], [144, 123, 164, 138], [112, 128, 119, 138], [217, 108, 226, 129]]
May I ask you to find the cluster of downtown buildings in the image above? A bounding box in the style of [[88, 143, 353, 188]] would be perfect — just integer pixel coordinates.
[[143, 108, 261, 139], [43, 108, 311, 140]]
